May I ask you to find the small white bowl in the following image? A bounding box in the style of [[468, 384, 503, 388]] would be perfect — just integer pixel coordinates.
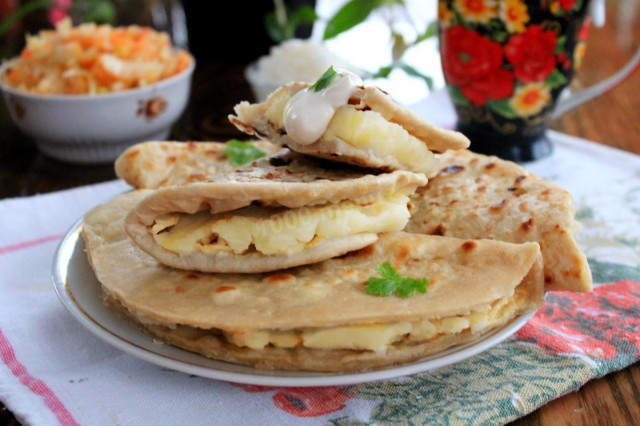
[[0, 56, 195, 164]]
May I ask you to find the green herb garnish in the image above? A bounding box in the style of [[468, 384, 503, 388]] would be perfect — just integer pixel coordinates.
[[309, 66, 343, 92], [223, 140, 267, 166], [365, 262, 429, 298]]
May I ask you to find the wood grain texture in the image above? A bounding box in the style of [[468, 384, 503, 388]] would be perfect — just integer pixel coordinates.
[[0, 1, 638, 423]]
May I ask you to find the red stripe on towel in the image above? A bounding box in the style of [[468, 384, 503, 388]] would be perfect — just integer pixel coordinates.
[[0, 328, 79, 425], [0, 235, 63, 256]]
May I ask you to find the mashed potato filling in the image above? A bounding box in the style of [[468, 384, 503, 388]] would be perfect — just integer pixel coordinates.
[[151, 193, 411, 256], [223, 293, 518, 351], [264, 95, 437, 174]]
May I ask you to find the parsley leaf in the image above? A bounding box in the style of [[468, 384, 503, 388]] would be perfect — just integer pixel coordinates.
[[365, 262, 429, 298], [309, 66, 343, 92], [223, 140, 266, 166]]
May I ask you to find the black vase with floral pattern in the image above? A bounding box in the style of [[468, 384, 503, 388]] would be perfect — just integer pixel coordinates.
[[438, 0, 592, 162]]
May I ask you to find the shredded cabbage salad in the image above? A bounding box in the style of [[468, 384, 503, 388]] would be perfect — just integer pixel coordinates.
[[2, 18, 192, 95]]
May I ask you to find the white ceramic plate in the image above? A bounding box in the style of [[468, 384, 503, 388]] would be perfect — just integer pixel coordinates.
[[52, 218, 536, 387]]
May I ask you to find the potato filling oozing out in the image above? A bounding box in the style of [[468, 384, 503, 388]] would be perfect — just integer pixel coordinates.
[[151, 193, 411, 256], [264, 95, 437, 174], [222, 293, 518, 351]]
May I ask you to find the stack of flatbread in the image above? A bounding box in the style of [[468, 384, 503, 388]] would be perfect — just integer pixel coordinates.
[[82, 76, 591, 373]]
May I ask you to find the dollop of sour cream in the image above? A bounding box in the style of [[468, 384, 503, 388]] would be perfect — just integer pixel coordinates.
[[283, 69, 363, 145]]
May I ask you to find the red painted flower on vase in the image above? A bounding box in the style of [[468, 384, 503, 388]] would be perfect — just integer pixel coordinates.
[[505, 25, 558, 83], [441, 25, 515, 105], [558, 0, 577, 11]]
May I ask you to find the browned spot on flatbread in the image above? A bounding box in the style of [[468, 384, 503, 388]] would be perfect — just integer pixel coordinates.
[[348, 244, 376, 259], [490, 199, 508, 212], [187, 141, 198, 150], [186, 274, 201, 280], [515, 175, 527, 184], [126, 148, 141, 158], [394, 242, 411, 264], [344, 269, 357, 276], [145, 161, 156, 171], [175, 286, 185, 293], [215, 285, 237, 293], [428, 224, 446, 236], [545, 275, 553, 284], [484, 162, 496, 170], [264, 273, 295, 284], [189, 173, 207, 181], [520, 218, 534, 232], [461, 241, 478, 252]]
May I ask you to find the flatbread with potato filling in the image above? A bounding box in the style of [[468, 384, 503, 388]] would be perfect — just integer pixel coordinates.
[[229, 82, 469, 176], [405, 149, 592, 293], [125, 150, 427, 273], [83, 190, 544, 373]]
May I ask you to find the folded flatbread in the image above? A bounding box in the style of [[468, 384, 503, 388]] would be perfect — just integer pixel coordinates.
[[229, 82, 469, 176], [114, 140, 281, 189], [83, 190, 544, 372], [405, 149, 592, 293], [124, 150, 428, 273]]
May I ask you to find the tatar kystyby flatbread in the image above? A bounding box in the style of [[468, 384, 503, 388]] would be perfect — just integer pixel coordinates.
[[405, 149, 592, 293], [115, 140, 281, 189], [124, 150, 427, 273], [84, 190, 544, 372], [229, 74, 469, 176]]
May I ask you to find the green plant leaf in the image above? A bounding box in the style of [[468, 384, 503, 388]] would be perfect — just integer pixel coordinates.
[[323, 0, 384, 40], [415, 21, 438, 43], [546, 69, 567, 89], [399, 64, 434, 90], [264, 10, 290, 42], [264, 4, 317, 42], [83, 0, 117, 24], [290, 5, 318, 26], [487, 99, 517, 118], [365, 262, 429, 298], [372, 65, 393, 78], [223, 140, 267, 166], [0, 0, 51, 37]]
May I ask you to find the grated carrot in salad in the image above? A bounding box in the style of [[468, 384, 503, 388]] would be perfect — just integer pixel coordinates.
[[1, 18, 192, 95]]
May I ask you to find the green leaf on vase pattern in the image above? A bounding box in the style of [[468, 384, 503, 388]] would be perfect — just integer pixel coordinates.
[[546, 69, 568, 89], [448, 85, 470, 106], [588, 258, 640, 283], [554, 35, 567, 55], [487, 99, 517, 118]]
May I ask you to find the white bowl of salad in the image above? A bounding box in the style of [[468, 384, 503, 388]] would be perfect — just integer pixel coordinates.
[[0, 19, 194, 164]]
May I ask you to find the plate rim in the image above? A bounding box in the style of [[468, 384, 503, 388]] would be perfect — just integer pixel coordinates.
[[52, 216, 536, 387]]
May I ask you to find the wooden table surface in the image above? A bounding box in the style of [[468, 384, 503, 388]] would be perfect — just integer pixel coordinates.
[[0, 1, 638, 424]]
